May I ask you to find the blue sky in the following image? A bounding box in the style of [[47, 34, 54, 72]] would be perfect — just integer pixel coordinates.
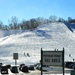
[[0, 0, 75, 25]]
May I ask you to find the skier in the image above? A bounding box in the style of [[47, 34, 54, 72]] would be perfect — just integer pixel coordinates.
[[27, 53, 30, 57], [24, 52, 26, 56]]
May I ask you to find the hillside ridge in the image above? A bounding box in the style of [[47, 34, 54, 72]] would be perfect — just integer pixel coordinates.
[[0, 22, 75, 65]]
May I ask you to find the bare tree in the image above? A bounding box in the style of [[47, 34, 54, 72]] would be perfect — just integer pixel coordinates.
[[8, 16, 19, 29], [49, 15, 57, 22]]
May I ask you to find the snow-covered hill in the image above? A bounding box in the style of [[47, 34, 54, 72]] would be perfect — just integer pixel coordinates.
[[0, 22, 75, 65]]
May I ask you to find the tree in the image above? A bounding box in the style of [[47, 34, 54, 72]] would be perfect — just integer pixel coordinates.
[[21, 20, 31, 30], [30, 18, 38, 29], [25, 20, 31, 29], [49, 15, 57, 22], [36, 17, 47, 24], [58, 18, 65, 22], [68, 17, 75, 23], [68, 17, 72, 22], [8, 16, 19, 29], [21, 18, 42, 30], [0, 21, 3, 29], [36, 17, 42, 25]]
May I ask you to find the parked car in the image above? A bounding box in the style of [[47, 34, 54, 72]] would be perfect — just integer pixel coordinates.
[[1, 66, 8, 74], [19, 64, 25, 71], [65, 61, 75, 69], [21, 65, 29, 73], [28, 65, 35, 70], [10, 66, 18, 73]]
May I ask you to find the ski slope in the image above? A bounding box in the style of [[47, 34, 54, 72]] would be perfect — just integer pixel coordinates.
[[0, 22, 75, 66]]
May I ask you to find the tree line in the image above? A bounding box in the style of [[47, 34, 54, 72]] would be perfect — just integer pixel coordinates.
[[0, 16, 75, 30]]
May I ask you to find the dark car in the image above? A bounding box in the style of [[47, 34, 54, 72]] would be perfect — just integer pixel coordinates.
[[21, 65, 29, 73], [65, 61, 75, 69], [1, 66, 8, 74], [28, 65, 35, 70], [10, 66, 18, 73], [19, 64, 25, 71]]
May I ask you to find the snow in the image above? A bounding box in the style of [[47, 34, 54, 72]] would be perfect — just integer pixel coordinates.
[[0, 22, 75, 74]]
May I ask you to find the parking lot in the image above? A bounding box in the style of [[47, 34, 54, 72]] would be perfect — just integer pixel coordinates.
[[0, 66, 72, 75]]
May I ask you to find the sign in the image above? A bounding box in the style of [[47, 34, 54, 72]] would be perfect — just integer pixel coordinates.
[[13, 53, 18, 60], [41, 48, 64, 75], [42, 51, 63, 66]]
